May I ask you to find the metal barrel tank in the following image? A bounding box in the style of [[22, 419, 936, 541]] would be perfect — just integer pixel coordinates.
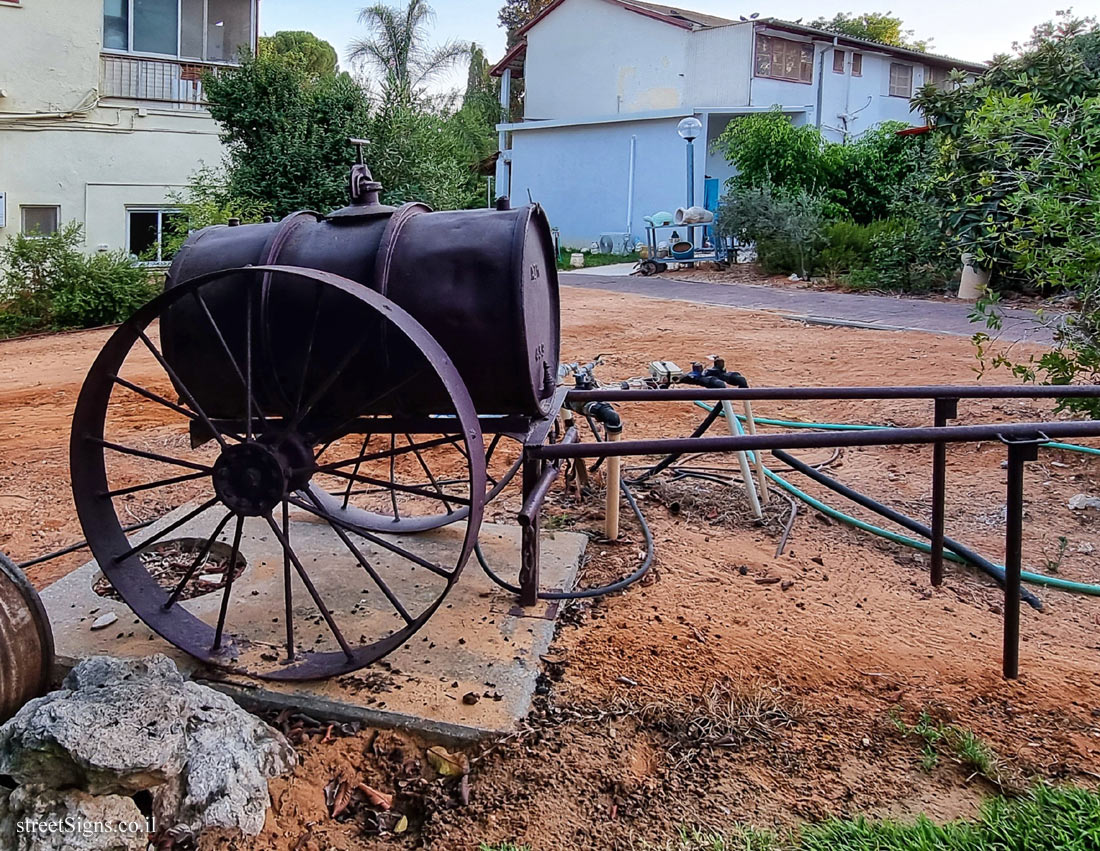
[[161, 167, 559, 427]]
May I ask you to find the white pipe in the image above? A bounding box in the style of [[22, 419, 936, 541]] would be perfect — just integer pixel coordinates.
[[0, 89, 99, 122], [741, 400, 770, 503], [605, 429, 622, 540], [625, 134, 637, 235], [722, 400, 763, 520]]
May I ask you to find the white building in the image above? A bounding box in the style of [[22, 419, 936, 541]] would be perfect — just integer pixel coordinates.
[[490, 0, 985, 246], [0, 0, 256, 259]]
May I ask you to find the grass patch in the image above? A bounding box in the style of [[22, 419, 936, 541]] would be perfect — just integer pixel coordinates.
[[655, 784, 1100, 849], [557, 251, 640, 270], [891, 710, 1003, 786]]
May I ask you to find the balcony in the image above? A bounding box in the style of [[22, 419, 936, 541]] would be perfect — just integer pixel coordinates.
[[100, 55, 225, 110]]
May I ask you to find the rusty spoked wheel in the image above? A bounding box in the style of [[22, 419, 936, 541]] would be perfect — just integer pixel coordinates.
[[70, 266, 485, 680]]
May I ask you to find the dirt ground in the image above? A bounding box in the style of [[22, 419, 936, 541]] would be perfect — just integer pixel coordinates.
[[2, 287, 1099, 850]]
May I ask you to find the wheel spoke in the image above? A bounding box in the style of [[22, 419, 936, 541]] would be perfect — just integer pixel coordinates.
[[288, 335, 368, 431], [212, 514, 244, 650], [405, 434, 455, 513], [111, 375, 242, 441], [91, 436, 212, 473], [342, 432, 372, 510], [388, 434, 400, 521], [116, 496, 220, 562], [282, 500, 295, 661], [163, 511, 234, 609], [101, 470, 209, 499], [137, 330, 228, 451], [192, 290, 267, 434], [312, 433, 460, 474], [245, 288, 255, 441], [294, 284, 325, 419], [303, 490, 414, 625], [289, 496, 454, 579], [263, 512, 355, 660], [323, 468, 472, 505]]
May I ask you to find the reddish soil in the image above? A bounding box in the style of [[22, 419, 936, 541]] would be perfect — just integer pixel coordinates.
[[1, 287, 1099, 850]]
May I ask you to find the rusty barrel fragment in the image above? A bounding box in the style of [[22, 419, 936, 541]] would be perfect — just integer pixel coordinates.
[[161, 191, 560, 426], [0, 551, 53, 721]]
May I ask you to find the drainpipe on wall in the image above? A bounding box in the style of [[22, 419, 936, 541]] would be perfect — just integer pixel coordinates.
[[625, 134, 636, 237], [814, 36, 838, 130], [495, 68, 512, 200]]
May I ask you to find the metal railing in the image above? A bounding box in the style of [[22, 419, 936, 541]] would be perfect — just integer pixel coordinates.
[[99, 55, 224, 110], [532, 384, 1100, 680]]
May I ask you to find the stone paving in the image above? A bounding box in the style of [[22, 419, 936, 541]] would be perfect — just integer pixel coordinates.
[[560, 273, 1054, 344]]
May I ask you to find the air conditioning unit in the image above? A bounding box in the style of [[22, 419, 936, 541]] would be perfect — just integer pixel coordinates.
[[598, 232, 633, 255]]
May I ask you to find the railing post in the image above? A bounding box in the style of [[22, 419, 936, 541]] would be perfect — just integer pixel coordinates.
[[930, 397, 958, 586], [1002, 437, 1039, 679]]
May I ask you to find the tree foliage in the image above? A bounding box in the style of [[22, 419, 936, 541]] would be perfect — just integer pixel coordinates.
[[203, 51, 371, 216], [914, 12, 1100, 413], [498, 0, 553, 46], [201, 43, 491, 217], [260, 31, 339, 75], [349, 0, 469, 100], [808, 11, 930, 51], [714, 109, 933, 224]]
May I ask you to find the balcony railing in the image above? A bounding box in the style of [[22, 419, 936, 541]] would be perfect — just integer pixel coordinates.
[[100, 55, 226, 110]]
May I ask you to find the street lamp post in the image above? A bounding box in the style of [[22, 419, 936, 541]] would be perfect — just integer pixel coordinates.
[[677, 116, 702, 208]]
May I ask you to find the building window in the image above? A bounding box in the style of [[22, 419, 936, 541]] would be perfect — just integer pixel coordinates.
[[889, 62, 913, 97], [103, 0, 253, 63], [21, 206, 59, 236], [128, 208, 183, 263], [755, 35, 814, 84], [833, 49, 845, 73], [926, 66, 954, 91], [851, 52, 862, 76]]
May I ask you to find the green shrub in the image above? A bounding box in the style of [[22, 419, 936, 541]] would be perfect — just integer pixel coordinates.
[[846, 217, 956, 292], [717, 186, 828, 278], [714, 109, 934, 224], [820, 220, 903, 277], [0, 222, 158, 337]]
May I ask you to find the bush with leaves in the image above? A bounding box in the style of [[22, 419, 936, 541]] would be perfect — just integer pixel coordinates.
[[913, 14, 1100, 281], [714, 109, 934, 224], [713, 110, 830, 197], [203, 51, 373, 216], [916, 14, 1100, 414], [161, 166, 268, 259], [717, 187, 829, 279], [0, 222, 157, 337]]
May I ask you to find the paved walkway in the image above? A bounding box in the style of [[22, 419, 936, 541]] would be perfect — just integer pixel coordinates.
[[560, 273, 1053, 344]]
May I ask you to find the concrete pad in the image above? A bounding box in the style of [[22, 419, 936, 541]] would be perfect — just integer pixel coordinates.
[[40, 507, 586, 743], [568, 262, 638, 277]]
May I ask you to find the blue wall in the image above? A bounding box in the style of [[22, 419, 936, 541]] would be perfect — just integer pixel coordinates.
[[509, 116, 707, 248]]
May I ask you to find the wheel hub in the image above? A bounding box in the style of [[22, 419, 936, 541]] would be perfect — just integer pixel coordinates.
[[212, 443, 288, 516]]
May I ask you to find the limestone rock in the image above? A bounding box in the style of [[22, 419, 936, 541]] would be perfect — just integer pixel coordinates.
[[1069, 493, 1100, 511], [0, 655, 296, 837], [0, 786, 147, 850], [0, 655, 190, 794]]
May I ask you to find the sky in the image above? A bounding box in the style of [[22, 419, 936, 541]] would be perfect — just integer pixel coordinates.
[[259, 0, 1098, 94]]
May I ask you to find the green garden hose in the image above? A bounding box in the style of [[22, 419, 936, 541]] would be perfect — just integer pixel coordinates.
[[696, 402, 1100, 597]]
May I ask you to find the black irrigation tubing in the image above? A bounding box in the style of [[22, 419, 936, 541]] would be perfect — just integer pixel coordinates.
[[627, 401, 726, 484], [476, 479, 655, 600], [17, 518, 157, 570], [771, 448, 1044, 611]]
